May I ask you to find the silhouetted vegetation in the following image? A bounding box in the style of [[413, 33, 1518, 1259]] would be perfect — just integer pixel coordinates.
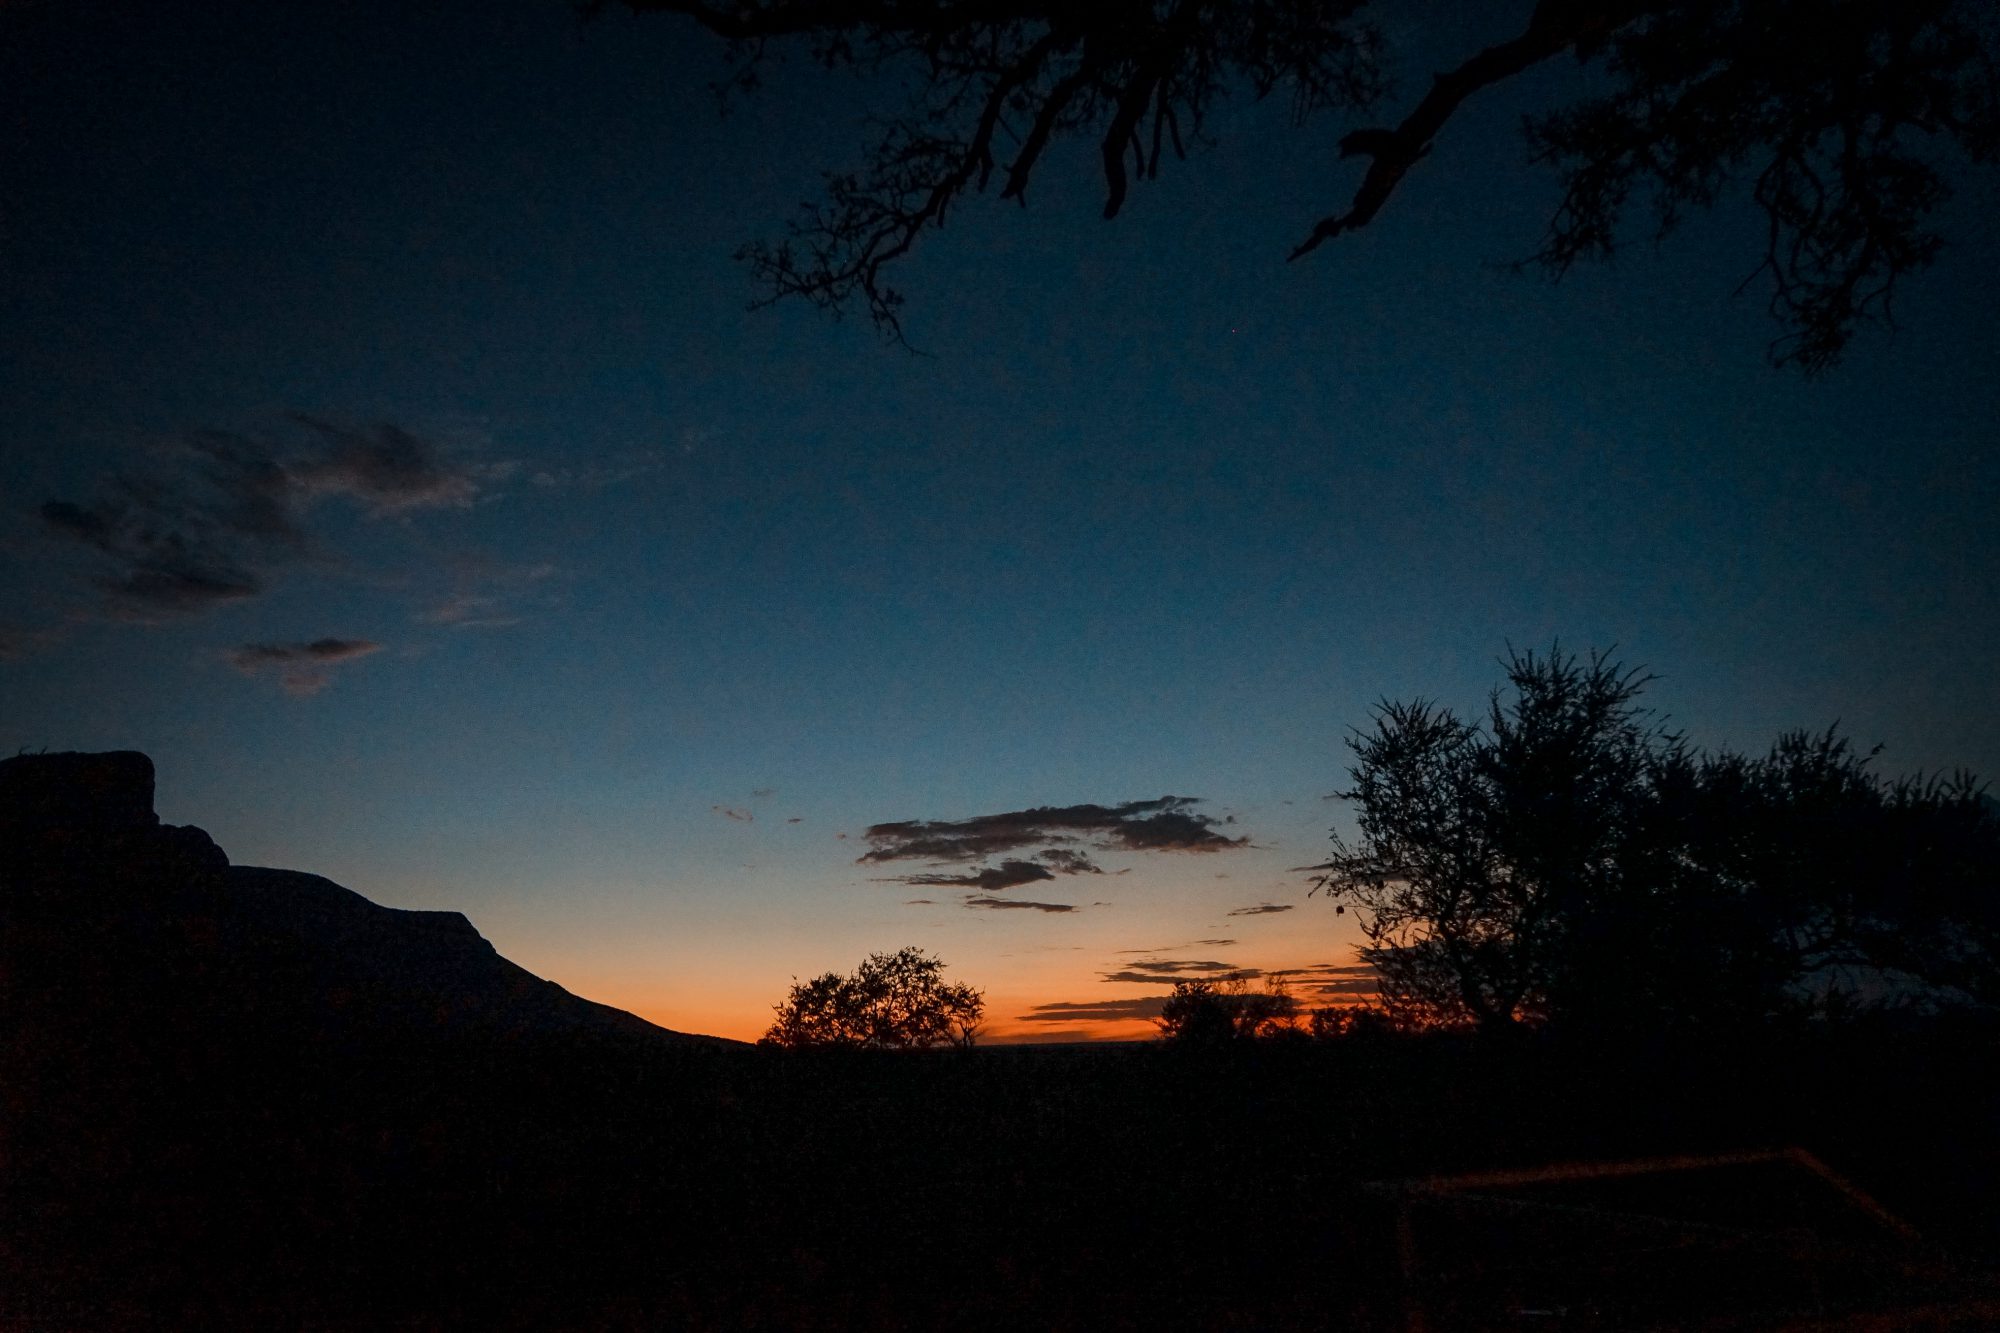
[[9, 748, 2000, 1327], [1314, 646, 2000, 1040], [1157, 971, 1302, 1043], [762, 945, 985, 1048], [610, 0, 2000, 368]]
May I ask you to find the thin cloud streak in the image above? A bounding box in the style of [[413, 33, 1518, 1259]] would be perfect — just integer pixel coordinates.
[[225, 637, 383, 696], [965, 895, 1077, 913], [1018, 997, 1168, 1023]]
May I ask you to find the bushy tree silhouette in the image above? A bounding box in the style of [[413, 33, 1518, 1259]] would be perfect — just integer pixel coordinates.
[[1157, 973, 1299, 1043], [762, 946, 985, 1048], [1314, 647, 2000, 1036], [607, 0, 1998, 368]]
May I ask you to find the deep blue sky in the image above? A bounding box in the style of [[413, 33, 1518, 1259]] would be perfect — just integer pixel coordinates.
[[5, 0, 1996, 1039]]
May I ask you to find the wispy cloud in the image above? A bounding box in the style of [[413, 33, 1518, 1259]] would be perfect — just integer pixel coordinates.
[[1018, 997, 1167, 1023], [418, 592, 521, 629], [226, 637, 383, 696], [713, 805, 754, 823], [414, 558, 561, 631], [1227, 902, 1296, 917], [527, 447, 669, 494], [40, 421, 506, 621], [1288, 962, 1381, 999], [289, 417, 504, 514]]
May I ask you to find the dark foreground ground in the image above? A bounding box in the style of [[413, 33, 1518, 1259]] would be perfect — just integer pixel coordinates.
[[5, 752, 1998, 1329], [10, 1013, 2000, 1330]]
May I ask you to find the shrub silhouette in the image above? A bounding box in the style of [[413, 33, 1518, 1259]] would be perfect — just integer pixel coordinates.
[[762, 946, 984, 1049], [1157, 974, 1299, 1044]]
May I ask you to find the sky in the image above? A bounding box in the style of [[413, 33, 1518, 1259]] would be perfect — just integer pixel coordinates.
[[4, 0, 1997, 1042]]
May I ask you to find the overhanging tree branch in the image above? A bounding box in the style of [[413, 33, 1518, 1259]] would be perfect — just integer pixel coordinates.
[[608, 0, 1998, 367], [1290, 1, 1646, 260]]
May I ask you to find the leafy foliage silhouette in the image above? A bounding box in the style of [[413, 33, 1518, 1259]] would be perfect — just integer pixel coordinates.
[[1156, 972, 1300, 1043], [606, 0, 1998, 368], [762, 945, 985, 1048], [1313, 646, 2000, 1036]]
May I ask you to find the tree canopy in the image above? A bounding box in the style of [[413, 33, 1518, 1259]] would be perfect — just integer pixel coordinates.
[[609, 0, 1998, 370], [1155, 972, 1300, 1044], [1313, 647, 2000, 1037], [762, 945, 985, 1048]]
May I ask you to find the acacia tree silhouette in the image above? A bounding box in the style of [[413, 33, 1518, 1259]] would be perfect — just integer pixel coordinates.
[[1313, 647, 2000, 1036], [762, 946, 985, 1048], [604, 0, 1997, 369]]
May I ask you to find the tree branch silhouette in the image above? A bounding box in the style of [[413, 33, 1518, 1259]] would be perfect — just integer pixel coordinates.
[[605, 0, 1996, 367]]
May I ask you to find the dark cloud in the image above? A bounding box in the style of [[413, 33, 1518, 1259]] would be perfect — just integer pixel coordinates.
[[1117, 939, 1236, 953], [1304, 977, 1382, 998], [786, 816, 804, 824], [879, 845, 1105, 893], [225, 637, 382, 696], [1289, 963, 1377, 978], [227, 638, 382, 669], [42, 494, 267, 619], [1228, 902, 1296, 916], [1114, 958, 1238, 974], [900, 859, 1055, 892], [905, 898, 936, 905], [1018, 997, 1168, 1023], [1099, 958, 1247, 984], [290, 417, 492, 513], [964, 896, 1077, 913], [41, 421, 501, 620], [1101, 969, 1262, 985], [1110, 807, 1247, 853], [751, 788, 776, 799], [861, 795, 1248, 865], [713, 806, 754, 823], [1285, 962, 1382, 999]]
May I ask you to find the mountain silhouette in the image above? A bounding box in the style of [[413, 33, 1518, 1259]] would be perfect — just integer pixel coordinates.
[[0, 749, 729, 1050], [3, 750, 747, 1328]]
